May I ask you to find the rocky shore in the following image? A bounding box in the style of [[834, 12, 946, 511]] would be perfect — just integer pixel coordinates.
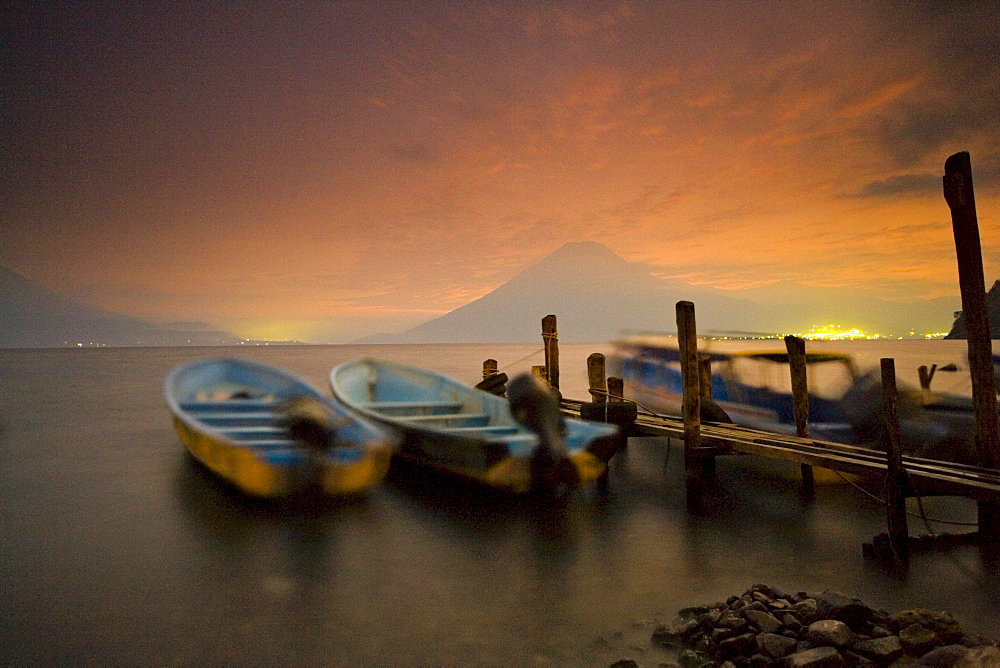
[[608, 584, 998, 667]]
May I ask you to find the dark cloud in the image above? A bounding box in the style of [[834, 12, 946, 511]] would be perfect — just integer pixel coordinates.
[[869, 2, 1000, 168], [854, 173, 940, 198]]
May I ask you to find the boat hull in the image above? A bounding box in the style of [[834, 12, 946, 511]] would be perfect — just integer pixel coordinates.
[[330, 358, 616, 494], [165, 358, 396, 498]]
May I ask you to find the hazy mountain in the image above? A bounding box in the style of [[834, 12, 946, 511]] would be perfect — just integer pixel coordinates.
[[359, 242, 959, 343], [0, 266, 242, 347]]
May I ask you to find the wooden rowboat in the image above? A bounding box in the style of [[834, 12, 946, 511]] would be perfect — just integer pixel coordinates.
[[329, 358, 620, 496], [165, 357, 397, 498]]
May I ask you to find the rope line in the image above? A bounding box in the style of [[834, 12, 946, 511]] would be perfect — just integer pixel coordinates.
[[497, 348, 545, 372]]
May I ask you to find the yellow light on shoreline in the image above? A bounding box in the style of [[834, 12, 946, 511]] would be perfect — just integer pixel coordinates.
[[793, 325, 880, 340]]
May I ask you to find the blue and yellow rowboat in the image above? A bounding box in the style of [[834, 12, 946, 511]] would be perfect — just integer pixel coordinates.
[[329, 358, 620, 496], [165, 357, 397, 498]]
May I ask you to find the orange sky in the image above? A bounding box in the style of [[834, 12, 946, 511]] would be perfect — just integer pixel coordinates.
[[4, 1, 999, 342]]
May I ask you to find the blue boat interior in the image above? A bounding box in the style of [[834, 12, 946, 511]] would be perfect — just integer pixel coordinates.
[[180, 399, 365, 465]]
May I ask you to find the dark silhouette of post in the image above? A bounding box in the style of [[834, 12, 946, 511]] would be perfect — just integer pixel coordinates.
[[785, 335, 815, 497], [587, 353, 607, 403], [944, 151, 1000, 538], [542, 315, 560, 395], [698, 354, 712, 400], [607, 376, 624, 402], [482, 359, 498, 380], [676, 301, 703, 489], [881, 358, 910, 562]]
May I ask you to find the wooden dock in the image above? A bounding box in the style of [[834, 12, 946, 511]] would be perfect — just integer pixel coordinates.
[[560, 398, 1000, 501], [481, 152, 1000, 562]]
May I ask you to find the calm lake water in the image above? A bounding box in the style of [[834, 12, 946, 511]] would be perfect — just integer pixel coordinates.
[[1, 341, 998, 665]]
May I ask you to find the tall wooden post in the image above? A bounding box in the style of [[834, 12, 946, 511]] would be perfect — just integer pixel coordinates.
[[542, 315, 560, 395], [944, 151, 1000, 538], [677, 301, 704, 488], [698, 354, 713, 400], [881, 358, 910, 562], [785, 336, 815, 496], [588, 353, 607, 403]]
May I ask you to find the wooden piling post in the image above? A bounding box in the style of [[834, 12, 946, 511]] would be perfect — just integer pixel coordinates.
[[588, 353, 607, 403], [542, 315, 560, 396], [698, 354, 713, 400], [483, 359, 498, 380], [785, 335, 815, 496], [607, 376, 624, 402], [531, 366, 547, 384], [676, 301, 704, 488], [881, 358, 910, 562], [944, 151, 1000, 539], [918, 364, 937, 405]]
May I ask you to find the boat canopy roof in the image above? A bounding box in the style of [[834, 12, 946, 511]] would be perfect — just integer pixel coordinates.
[[616, 342, 853, 367], [738, 351, 854, 365]]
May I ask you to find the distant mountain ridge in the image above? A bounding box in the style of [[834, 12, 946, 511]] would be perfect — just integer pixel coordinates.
[[0, 265, 242, 347], [358, 241, 959, 343]]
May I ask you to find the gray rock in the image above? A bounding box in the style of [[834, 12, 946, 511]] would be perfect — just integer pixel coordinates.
[[714, 632, 756, 660], [895, 609, 966, 645], [794, 599, 818, 621], [745, 609, 784, 634], [852, 635, 903, 662], [783, 613, 804, 633], [806, 620, 856, 648], [815, 590, 873, 627], [757, 632, 798, 658], [778, 645, 847, 667], [901, 623, 939, 655], [841, 650, 875, 665], [677, 648, 710, 667], [917, 643, 969, 666], [677, 618, 702, 640], [719, 612, 749, 632]]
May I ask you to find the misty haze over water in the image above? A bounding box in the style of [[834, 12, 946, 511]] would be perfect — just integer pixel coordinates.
[[1, 341, 997, 665]]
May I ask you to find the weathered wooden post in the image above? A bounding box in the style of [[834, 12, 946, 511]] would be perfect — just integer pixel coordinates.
[[531, 366, 547, 384], [588, 353, 607, 403], [607, 376, 624, 402], [917, 364, 937, 405], [475, 359, 507, 396], [677, 301, 704, 489], [542, 315, 560, 396], [944, 151, 1000, 538], [698, 354, 713, 400], [581, 355, 636, 472], [881, 358, 910, 562], [785, 335, 815, 496]]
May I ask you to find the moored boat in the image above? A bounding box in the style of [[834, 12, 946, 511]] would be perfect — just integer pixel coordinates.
[[165, 357, 397, 498], [611, 335, 860, 443], [612, 334, 984, 465], [329, 358, 620, 495]]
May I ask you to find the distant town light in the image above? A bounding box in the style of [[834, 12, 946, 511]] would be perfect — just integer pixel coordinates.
[[793, 325, 880, 340]]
